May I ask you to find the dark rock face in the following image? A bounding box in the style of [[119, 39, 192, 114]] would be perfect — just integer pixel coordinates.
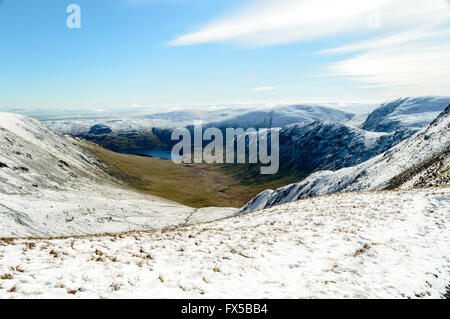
[[88, 124, 112, 135], [277, 121, 412, 174], [234, 121, 411, 180]]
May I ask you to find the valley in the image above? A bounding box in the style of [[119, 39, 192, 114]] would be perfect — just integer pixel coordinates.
[[82, 141, 291, 208]]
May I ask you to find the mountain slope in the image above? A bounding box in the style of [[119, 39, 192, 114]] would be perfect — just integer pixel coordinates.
[[0, 113, 235, 238], [361, 96, 450, 132], [277, 120, 410, 172], [203, 104, 353, 130], [241, 105, 450, 213], [226, 120, 412, 186]]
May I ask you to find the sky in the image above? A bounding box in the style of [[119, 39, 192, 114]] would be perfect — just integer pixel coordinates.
[[0, 0, 449, 112]]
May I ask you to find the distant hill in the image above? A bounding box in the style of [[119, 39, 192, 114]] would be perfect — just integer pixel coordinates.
[[362, 96, 450, 132]]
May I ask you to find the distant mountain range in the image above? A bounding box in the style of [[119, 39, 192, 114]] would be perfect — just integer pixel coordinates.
[[42, 97, 448, 159]]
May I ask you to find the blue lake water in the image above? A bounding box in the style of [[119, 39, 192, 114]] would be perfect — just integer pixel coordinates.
[[126, 149, 182, 161]]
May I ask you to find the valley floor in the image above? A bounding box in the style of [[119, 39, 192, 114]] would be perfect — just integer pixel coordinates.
[[83, 142, 296, 208], [0, 187, 449, 299]]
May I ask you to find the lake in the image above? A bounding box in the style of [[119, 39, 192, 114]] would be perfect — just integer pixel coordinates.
[[125, 149, 182, 161]]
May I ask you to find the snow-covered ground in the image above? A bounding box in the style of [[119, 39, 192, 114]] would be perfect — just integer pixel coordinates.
[[0, 187, 448, 299]]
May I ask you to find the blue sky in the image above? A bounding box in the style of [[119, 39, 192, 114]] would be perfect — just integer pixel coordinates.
[[0, 0, 449, 111]]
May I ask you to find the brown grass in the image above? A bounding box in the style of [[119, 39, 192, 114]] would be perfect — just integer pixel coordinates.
[[352, 243, 371, 257], [7, 285, 17, 293], [82, 142, 287, 208]]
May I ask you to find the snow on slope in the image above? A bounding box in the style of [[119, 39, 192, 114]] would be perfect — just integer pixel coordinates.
[[362, 96, 450, 132], [0, 113, 236, 238], [0, 187, 448, 298], [45, 107, 257, 134], [203, 104, 353, 130], [46, 104, 354, 135], [241, 105, 450, 213]]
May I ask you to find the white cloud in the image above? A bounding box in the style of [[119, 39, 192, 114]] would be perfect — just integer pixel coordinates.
[[252, 86, 277, 91], [168, 0, 450, 98], [168, 0, 449, 47], [328, 43, 450, 96], [320, 22, 450, 55], [322, 7, 450, 96]]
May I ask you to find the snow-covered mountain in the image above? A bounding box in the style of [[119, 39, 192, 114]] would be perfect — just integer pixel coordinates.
[[0, 113, 235, 238], [42, 107, 256, 134], [203, 105, 353, 130], [361, 96, 450, 133], [45, 104, 354, 135], [276, 120, 411, 172], [240, 105, 450, 213]]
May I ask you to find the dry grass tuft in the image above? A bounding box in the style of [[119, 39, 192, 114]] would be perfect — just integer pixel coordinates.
[[0, 273, 13, 280], [352, 243, 371, 257], [7, 285, 17, 293], [67, 289, 77, 295]]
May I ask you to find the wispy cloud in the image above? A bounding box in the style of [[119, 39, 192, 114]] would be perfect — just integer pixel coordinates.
[[168, 0, 449, 47], [168, 0, 450, 97], [321, 5, 450, 96], [319, 22, 450, 55], [327, 42, 450, 96], [252, 86, 277, 92]]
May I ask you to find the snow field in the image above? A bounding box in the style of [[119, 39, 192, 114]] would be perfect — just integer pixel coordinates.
[[0, 188, 448, 299]]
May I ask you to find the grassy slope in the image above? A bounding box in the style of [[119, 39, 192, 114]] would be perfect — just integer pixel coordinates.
[[82, 142, 290, 208]]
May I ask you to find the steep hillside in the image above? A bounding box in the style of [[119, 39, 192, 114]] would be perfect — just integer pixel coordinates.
[[225, 120, 411, 185], [0, 113, 235, 238], [76, 128, 167, 153], [278, 120, 410, 172], [241, 105, 450, 213]]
